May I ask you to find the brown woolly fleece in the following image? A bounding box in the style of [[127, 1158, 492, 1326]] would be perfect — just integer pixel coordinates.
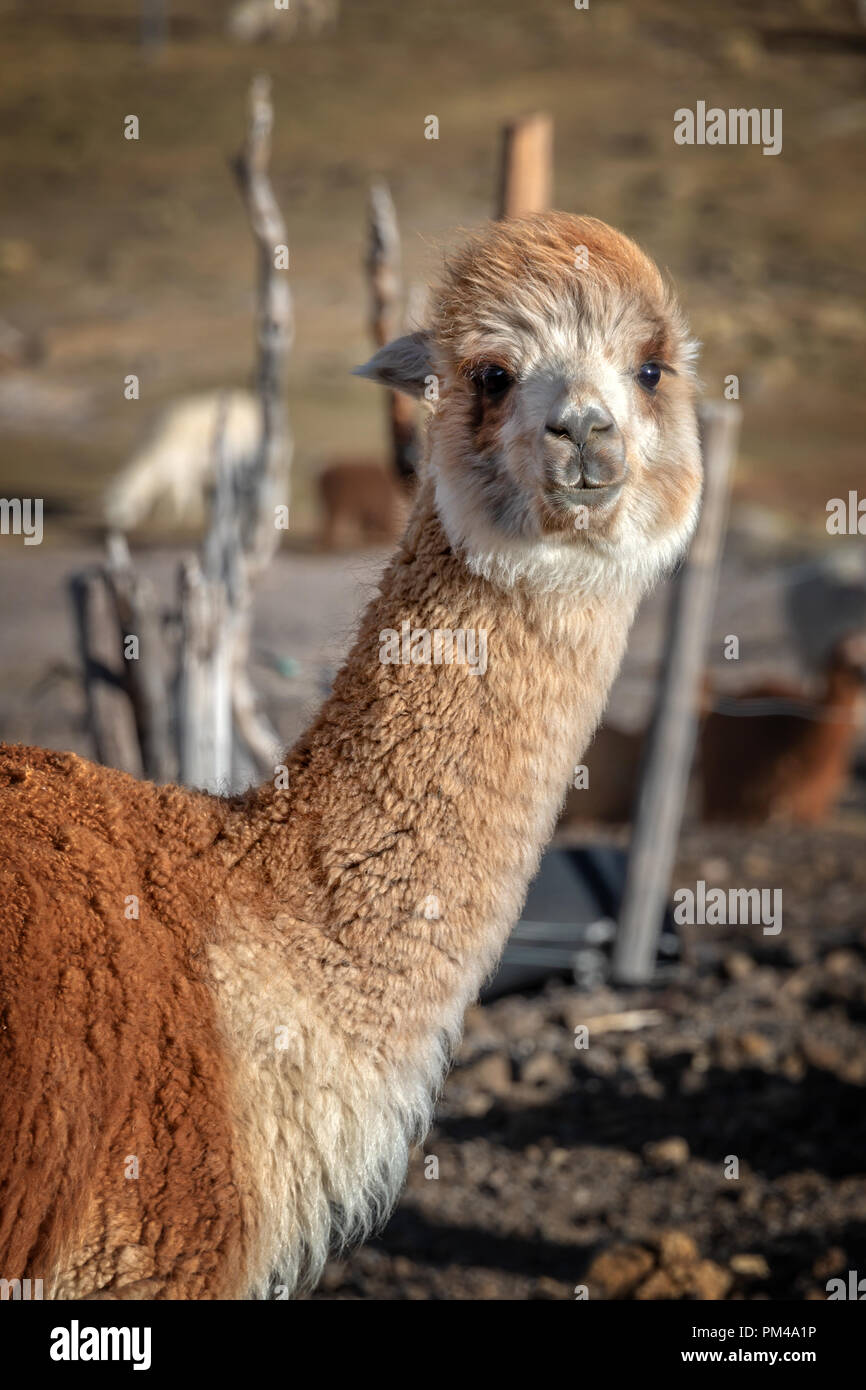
[[0, 213, 702, 1299]]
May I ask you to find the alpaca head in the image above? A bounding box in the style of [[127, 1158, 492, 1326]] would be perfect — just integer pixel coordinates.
[[356, 213, 702, 595]]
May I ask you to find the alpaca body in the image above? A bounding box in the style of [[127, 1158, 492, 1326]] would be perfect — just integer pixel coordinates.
[[0, 485, 635, 1297], [227, 0, 339, 44], [103, 390, 261, 533], [0, 214, 702, 1297], [318, 458, 413, 549]]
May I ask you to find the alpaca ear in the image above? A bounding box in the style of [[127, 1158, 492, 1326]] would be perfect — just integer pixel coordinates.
[[352, 331, 432, 398]]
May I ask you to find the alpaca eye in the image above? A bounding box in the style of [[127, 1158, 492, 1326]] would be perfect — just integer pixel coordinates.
[[637, 361, 662, 391], [479, 364, 513, 399]]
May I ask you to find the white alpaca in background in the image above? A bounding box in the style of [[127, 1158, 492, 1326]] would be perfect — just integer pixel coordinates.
[[103, 390, 261, 532], [227, 0, 340, 44]]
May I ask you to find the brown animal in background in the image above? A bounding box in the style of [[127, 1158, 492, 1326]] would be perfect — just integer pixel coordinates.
[[318, 458, 413, 548], [700, 633, 866, 824], [0, 213, 702, 1299], [559, 723, 645, 826]]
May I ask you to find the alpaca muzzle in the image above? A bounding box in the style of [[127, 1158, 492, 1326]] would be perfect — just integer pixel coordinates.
[[544, 400, 627, 504]]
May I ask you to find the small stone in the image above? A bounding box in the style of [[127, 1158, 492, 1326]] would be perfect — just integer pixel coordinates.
[[530, 1276, 570, 1300], [463, 1003, 503, 1045], [658, 1229, 699, 1272], [458, 1051, 512, 1095], [622, 1040, 648, 1070], [781, 1051, 806, 1081], [643, 1136, 690, 1171], [723, 951, 755, 981], [319, 1260, 347, 1292], [801, 1037, 844, 1073], [812, 1247, 847, 1280], [461, 1091, 493, 1118], [738, 1031, 775, 1064], [586, 1244, 655, 1299], [520, 1051, 570, 1088], [635, 1269, 679, 1300], [687, 1260, 733, 1300], [730, 1253, 770, 1279], [824, 949, 859, 977]]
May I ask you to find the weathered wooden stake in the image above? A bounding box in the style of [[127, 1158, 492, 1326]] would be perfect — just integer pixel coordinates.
[[231, 72, 293, 572], [220, 73, 293, 784], [140, 0, 168, 54], [367, 182, 417, 482], [68, 570, 142, 777], [104, 532, 174, 782], [497, 112, 553, 220], [176, 555, 232, 793], [612, 402, 741, 985]]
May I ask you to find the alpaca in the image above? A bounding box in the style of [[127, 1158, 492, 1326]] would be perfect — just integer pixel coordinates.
[[0, 213, 702, 1300], [103, 390, 262, 532], [700, 632, 866, 824], [318, 458, 414, 549], [227, 0, 339, 43]]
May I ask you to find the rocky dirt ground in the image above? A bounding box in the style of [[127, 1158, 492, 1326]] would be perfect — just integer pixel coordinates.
[[313, 819, 866, 1300]]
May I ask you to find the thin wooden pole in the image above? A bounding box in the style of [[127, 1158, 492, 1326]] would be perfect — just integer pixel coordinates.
[[496, 112, 553, 220], [104, 532, 174, 782], [140, 0, 168, 54], [177, 556, 232, 793], [68, 569, 142, 776], [611, 402, 741, 985], [222, 74, 292, 785], [231, 72, 293, 571], [367, 182, 417, 483]]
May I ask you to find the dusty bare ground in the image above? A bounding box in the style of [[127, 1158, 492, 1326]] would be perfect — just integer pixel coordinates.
[[1, 0, 865, 536], [313, 818, 866, 1301]]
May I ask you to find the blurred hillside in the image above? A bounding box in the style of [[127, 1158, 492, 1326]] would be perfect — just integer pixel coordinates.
[[0, 0, 864, 539]]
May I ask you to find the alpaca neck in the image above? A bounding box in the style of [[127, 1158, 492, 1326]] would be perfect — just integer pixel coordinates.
[[245, 480, 642, 1059]]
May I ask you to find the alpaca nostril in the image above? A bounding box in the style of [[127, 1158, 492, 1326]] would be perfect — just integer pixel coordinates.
[[545, 402, 617, 449], [582, 404, 615, 439], [588, 414, 613, 435]]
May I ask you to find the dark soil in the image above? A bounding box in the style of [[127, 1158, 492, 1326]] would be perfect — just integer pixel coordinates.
[[313, 819, 866, 1300]]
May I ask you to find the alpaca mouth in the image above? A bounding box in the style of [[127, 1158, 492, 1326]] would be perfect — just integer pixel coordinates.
[[546, 481, 624, 512]]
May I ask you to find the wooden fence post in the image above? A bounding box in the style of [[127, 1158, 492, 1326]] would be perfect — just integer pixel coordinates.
[[140, 0, 168, 54], [611, 402, 741, 985], [222, 73, 292, 783], [497, 112, 553, 219], [104, 532, 174, 782], [176, 556, 233, 792], [68, 569, 143, 776], [231, 72, 293, 572], [367, 181, 417, 482]]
